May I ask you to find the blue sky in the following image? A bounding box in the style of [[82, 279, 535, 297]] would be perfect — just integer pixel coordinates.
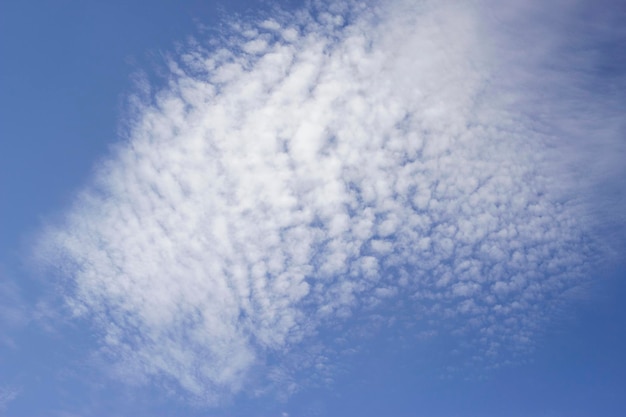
[[1, 0, 625, 416]]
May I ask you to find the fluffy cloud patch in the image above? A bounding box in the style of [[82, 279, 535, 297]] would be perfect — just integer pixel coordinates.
[[35, 0, 622, 404]]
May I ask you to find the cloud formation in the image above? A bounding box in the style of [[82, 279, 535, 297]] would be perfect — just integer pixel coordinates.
[[35, 0, 623, 405], [0, 386, 18, 411], [0, 269, 28, 350]]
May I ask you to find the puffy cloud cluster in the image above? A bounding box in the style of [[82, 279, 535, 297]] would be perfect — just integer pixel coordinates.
[[35, 0, 619, 404]]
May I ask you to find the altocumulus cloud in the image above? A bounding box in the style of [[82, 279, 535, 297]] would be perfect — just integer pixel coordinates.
[[34, 0, 624, 405]]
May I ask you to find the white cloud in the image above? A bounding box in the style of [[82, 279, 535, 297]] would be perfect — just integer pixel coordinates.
[[0, 386, 18, 411], [0, 267, 29, 350], [34, 0, 623, 405]]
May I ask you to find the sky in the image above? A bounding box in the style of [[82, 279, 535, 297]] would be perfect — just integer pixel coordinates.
[[1, 0, 625, 416]]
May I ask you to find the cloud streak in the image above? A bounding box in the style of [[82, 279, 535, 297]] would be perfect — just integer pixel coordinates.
[[0, 386, 19, 411], [34, 0, 624, 405]]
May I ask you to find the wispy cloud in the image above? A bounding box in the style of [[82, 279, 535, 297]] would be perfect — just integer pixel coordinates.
[[34, 0, 624, 405], [0, 267, 28, 350], [0, 386, 19, 411]]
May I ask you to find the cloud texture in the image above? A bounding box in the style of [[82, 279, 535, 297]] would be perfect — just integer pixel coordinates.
[[35, 0, 623, 404]]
